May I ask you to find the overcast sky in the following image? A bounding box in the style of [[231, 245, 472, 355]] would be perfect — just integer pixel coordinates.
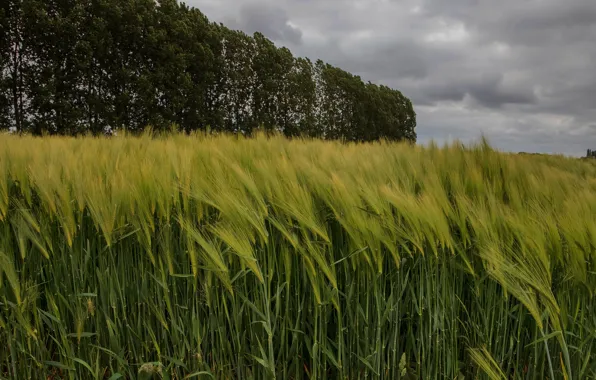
[[190, 0, 596, 156]]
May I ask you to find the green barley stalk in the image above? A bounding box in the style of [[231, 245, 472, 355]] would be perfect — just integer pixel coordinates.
[[0, 132, 594, 378]]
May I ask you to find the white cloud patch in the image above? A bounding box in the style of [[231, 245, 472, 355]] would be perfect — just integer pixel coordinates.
[[424, 22, 469, 43]]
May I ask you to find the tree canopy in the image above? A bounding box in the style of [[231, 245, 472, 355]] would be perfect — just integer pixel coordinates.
[[0, 0, 416, 142]]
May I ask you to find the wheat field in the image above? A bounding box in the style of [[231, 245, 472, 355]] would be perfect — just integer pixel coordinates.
[[0, 132, 595, 379]]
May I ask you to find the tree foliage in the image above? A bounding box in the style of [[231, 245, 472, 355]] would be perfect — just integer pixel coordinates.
[[0, 0, 416, 142]]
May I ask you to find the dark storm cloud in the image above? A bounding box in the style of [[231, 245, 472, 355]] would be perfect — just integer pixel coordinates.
[[189, 0, 596, 156]]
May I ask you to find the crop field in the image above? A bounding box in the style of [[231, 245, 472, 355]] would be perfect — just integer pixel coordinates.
[[0, 132, 595, 379]]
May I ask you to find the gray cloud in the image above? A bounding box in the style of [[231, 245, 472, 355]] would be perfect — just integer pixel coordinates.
[[419, 72, 538, 108], [189, 0, 596, 156], [421, 0, 596, 47], [211, 2, 303, 45]]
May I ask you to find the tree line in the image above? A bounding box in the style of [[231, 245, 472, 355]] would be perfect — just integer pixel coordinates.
[[0, 0, 416, 142]]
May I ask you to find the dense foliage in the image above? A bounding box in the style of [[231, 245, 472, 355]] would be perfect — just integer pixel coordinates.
[[1, 133, 595, 379], [0, 0, 416, 142]]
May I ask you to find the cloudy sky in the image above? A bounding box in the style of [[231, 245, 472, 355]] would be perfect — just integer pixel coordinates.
[[190, 0, 596, 156]]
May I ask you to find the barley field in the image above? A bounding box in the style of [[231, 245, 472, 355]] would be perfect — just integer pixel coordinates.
[[0, 132, 595, 379]]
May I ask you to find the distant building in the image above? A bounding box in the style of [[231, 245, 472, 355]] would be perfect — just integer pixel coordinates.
[[587, 149, 596, 158]]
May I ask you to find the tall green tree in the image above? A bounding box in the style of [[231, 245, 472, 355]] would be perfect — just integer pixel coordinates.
[[0, 2, 11, 129], [252, 32, 281, 132], [215, 27, 256, 134], [22, 0, 88, 134], [104, 0, 158, 132], [272, 46, 298, 135], [76, 0, 110, 134], [2, 0, 26, 132], [284, 57, 317, 137], [316, 61, 353, 140], [169, 4, 217, 132]]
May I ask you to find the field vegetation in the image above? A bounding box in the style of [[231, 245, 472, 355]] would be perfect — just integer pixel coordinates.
[[1, 132, 596, 379]]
